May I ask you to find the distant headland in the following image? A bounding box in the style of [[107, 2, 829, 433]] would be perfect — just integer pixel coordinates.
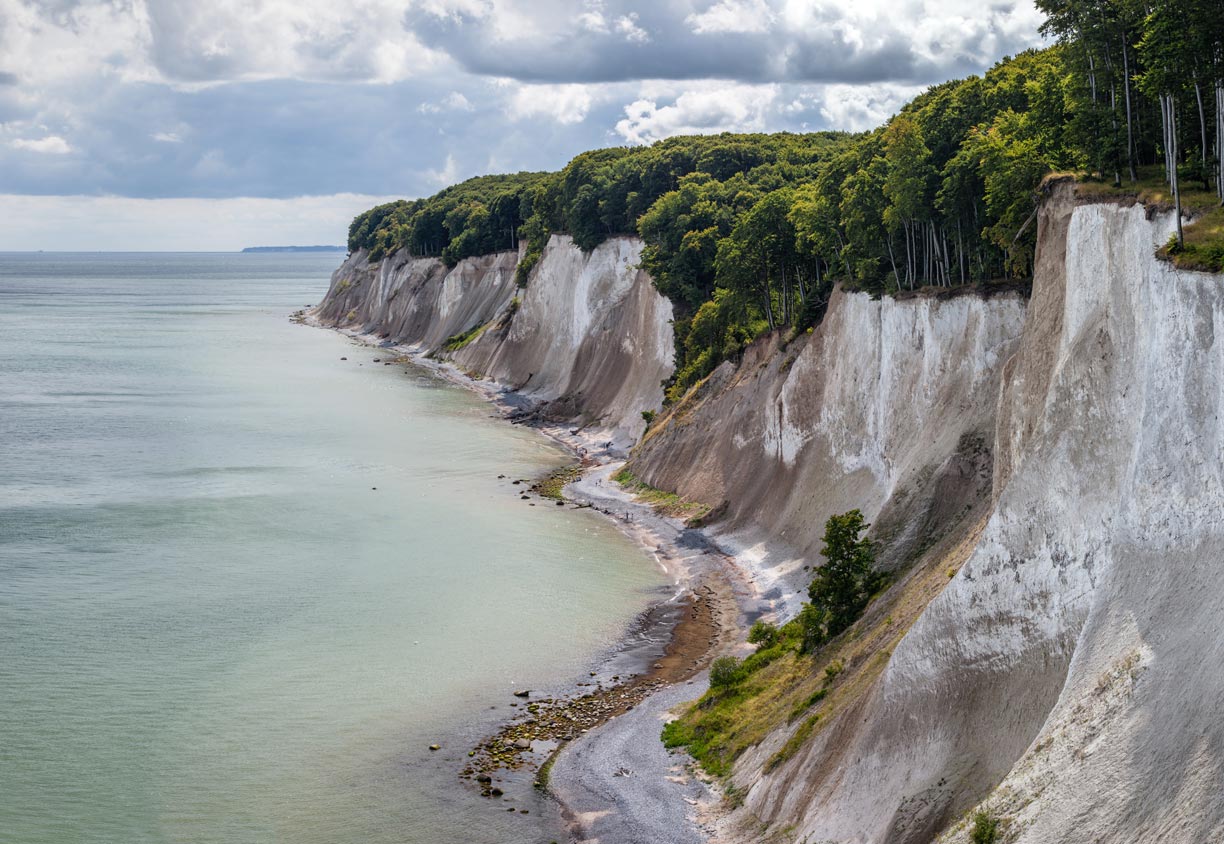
[[241, 245, 345, 253]]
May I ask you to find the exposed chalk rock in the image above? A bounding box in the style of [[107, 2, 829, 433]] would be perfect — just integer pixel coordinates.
[[312, 236, 672, 448]]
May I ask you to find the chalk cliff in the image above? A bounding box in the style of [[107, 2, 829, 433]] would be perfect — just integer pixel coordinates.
[[314, 234, 673, 449], [628, 285, 1027, 616]]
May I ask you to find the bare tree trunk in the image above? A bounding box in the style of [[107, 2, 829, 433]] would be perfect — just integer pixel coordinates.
[[762, 268, 775, 331], [1161, 94, 1174, 188], [886, 233, 901, 288], [1123, 37, 1137, 182], [1196, 82, 1209, 172], [957, 219, 965, 286], [940, 225, 951, 287], [1166, 94, 1185, 247], [1217, 82, 1224, 202], [781, 262, 790, 326], [1110, 82, 1121, 185]]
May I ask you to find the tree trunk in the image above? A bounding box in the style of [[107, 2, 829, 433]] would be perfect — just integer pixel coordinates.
[[1166, 94, 1185, 247], [1123, 37, 1137, 182], [886, 233, 901, 288], [1161, 94, 1174, 188], [957, 219, 965, 286], [1217, 82, 1224, 202], [1196, 82, 1209, 172], [762, 268, 775, 331]]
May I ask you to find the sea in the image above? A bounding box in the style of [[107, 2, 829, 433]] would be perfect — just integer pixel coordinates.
[[0, 252, 667, 844]]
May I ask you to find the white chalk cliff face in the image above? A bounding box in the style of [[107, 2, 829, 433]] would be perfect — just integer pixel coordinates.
[[630, 286, 1028, 616], [718, 183, 1224, 843], [313, 235, 673, 448]]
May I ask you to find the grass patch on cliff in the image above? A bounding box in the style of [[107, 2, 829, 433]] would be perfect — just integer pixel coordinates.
[[612, 468, 711, 522], [1075, 169, 1224, 274], [443, 322, 489, 352], [661, 513, 991, 785]]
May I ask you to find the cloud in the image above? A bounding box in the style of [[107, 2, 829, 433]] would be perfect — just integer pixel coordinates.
[[615, 83, 779, 145], [686, 0, 774, 35], [11, 135, 73, 154], [152, 131, 183, 142], [424, 153, 461, 186], [405, 0, 1044, 84], [0, 0, 445, 91], [817, 83, 926, 132], [577, 1, 648, 41], [614, 13, 649, 43], [418, 91, 475, 113], [0, 192, 401, 251], [508, 83, 594, 125]]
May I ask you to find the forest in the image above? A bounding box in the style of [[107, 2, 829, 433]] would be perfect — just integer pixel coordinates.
[[348, 0, 1224, 402]]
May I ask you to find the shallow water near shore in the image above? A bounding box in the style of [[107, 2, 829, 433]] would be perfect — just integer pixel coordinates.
[[0, 252, 668, 844]]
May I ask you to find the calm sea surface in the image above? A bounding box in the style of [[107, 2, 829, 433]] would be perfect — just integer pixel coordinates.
[[0, 253, 665, 843]]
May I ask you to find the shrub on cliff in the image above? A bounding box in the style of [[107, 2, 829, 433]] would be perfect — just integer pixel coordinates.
[[748, 620, 778, 647], [971, 811, 1000, 844], [801, 510, 879, 649], [709, 656, 745, 688]]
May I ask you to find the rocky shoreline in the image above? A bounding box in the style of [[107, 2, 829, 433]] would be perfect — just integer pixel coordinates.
[[301, 313, 748, 842]]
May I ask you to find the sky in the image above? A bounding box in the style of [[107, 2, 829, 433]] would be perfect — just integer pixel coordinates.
[[0, 0, 1046, 250]]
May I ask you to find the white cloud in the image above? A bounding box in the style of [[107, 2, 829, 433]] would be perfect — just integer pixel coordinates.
[[615, 83, 779, 144], [614, 13, 649, 43], [777, 0, 1046, 71], [0, 0, 447, 91], [419, 91, 476, 113], [577, 3, 648, 42], [11, 135, 73, 154], [152, 132, 183, 143], [508, 83, 593, 125], [0, 193, 400, 251], [818, 83, 924, 131], [687, 0, 775, 35], [577, 1, 610, 33], [425, 153, 461, 187]]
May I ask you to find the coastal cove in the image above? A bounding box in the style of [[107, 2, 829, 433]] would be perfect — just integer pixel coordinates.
[[0, 252, 676, 844]]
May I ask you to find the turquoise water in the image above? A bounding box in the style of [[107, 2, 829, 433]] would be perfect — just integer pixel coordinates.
[[0, 253, 665, 843]]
